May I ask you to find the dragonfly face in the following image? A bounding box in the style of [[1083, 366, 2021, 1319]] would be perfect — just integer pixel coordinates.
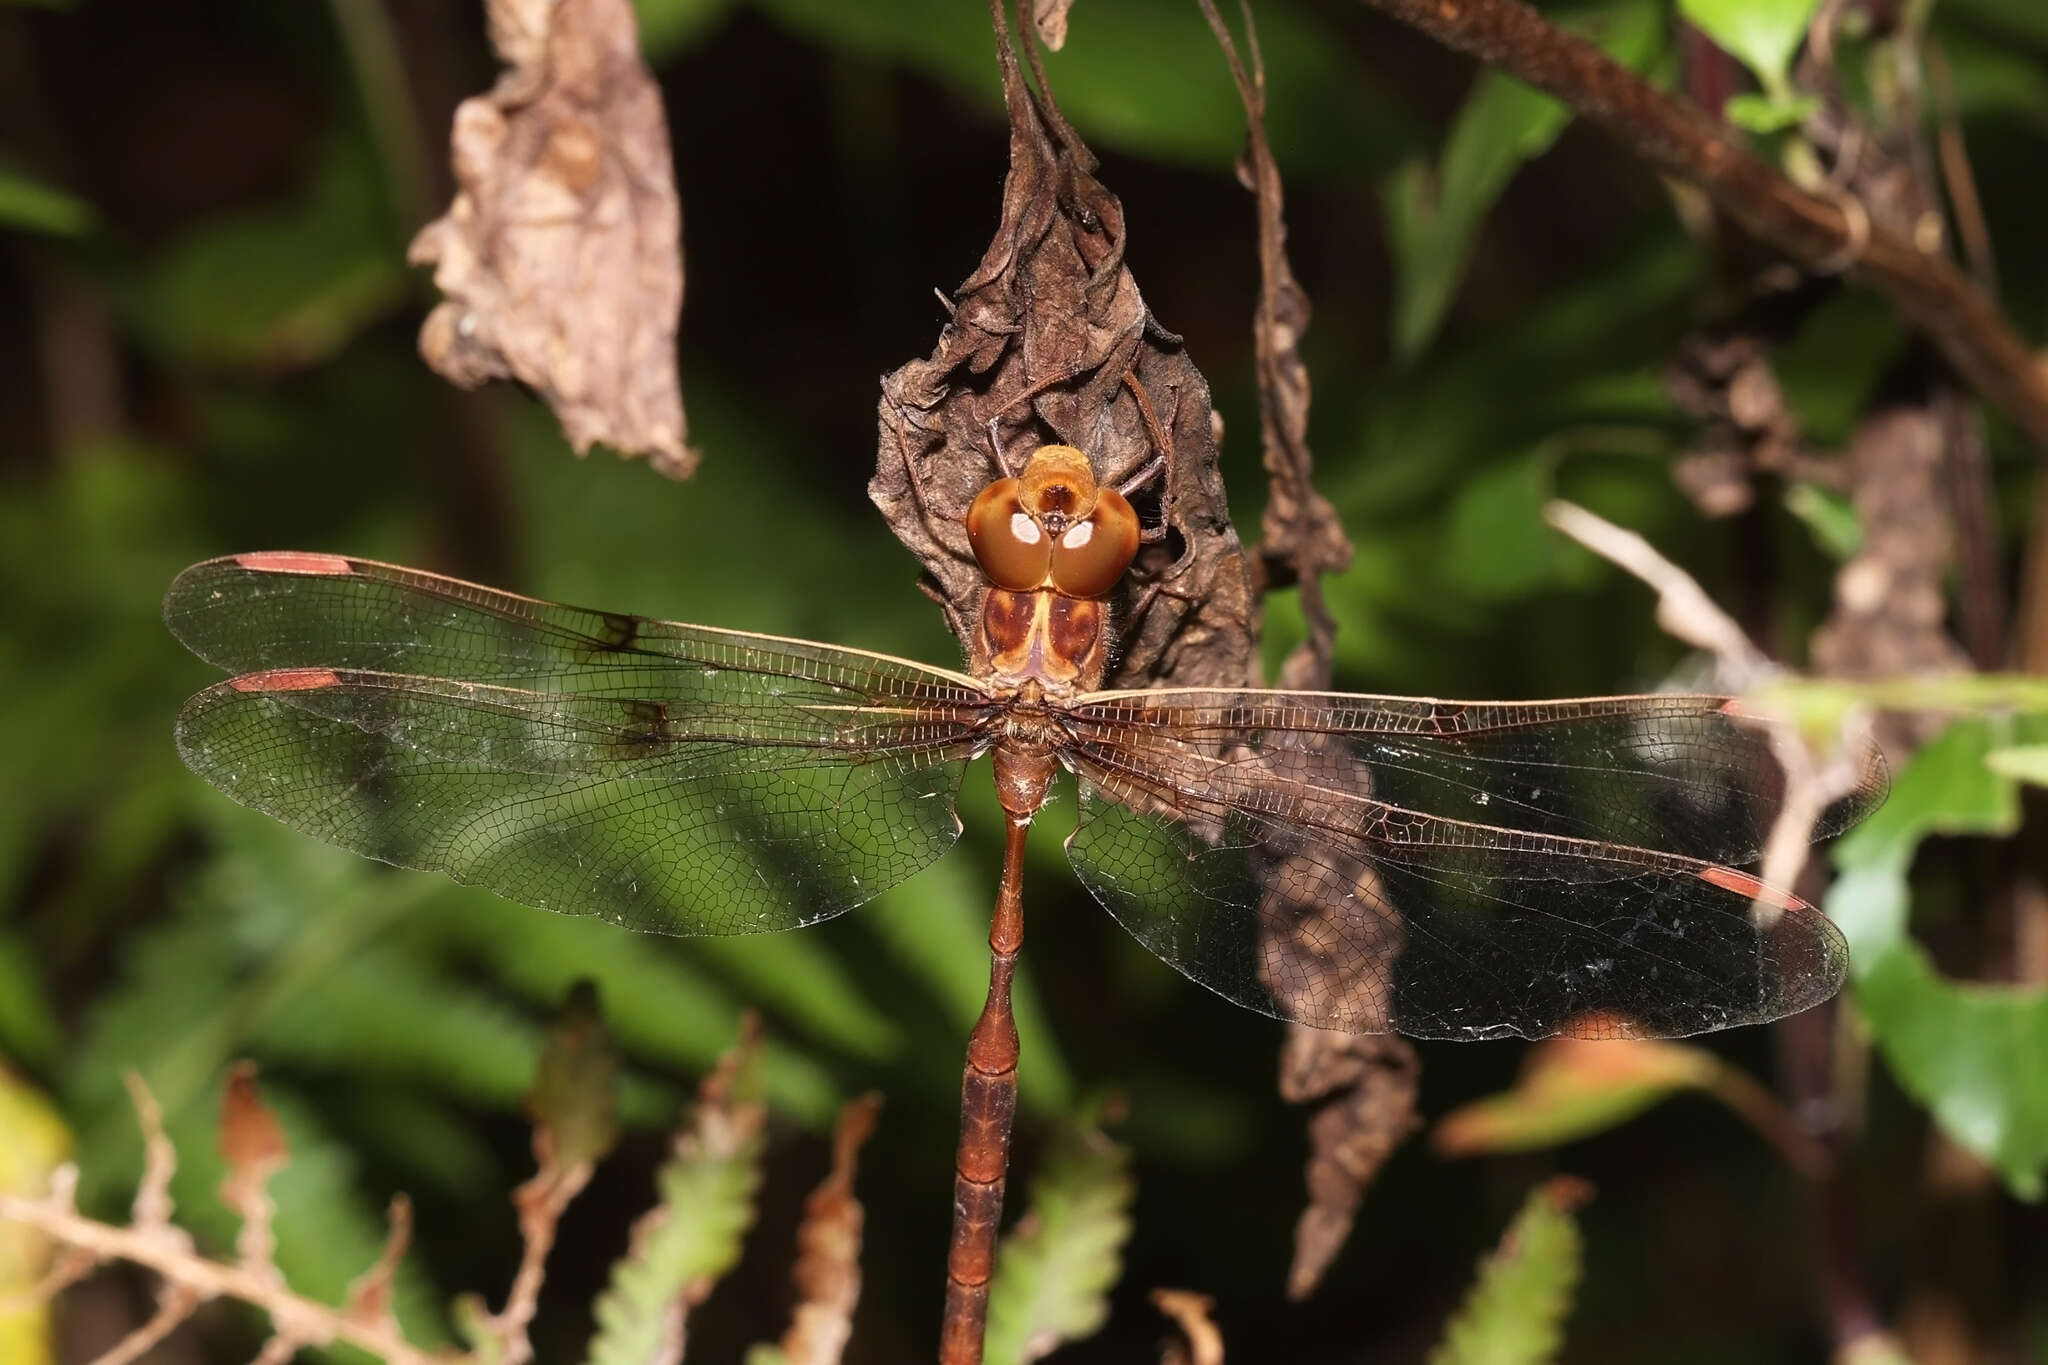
[[966, 444, 1139, 694], [164, 446, 1886, 1041]]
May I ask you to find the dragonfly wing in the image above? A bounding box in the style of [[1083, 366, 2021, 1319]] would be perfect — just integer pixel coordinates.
[[166, 553, 989, 701], [1061, 690, 1878, 1040], [1065, 689, 1886, 867], [169, 555, 992, 935]]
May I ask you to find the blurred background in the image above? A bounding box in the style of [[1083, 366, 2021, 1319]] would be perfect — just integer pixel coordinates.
[[1, 0, 2045, 1361]]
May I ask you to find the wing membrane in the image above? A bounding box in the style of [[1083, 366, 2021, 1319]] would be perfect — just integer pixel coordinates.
[[1061, 689, 1882, 1039], [1065, 689, 1885, 866], [169, 555, 994, 934], [166, 553, 987, 703]]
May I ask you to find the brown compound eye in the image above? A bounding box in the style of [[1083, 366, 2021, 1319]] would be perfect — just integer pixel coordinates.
[[966, 478, 1053, 590], [1049, 487, 1139, 597]]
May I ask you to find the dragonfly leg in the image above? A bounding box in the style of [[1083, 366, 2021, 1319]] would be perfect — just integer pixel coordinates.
[[940, 817, 1029, 1365], [981, 363, 1094, 476]]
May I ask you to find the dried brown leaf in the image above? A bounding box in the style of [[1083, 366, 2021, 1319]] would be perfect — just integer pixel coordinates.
[[1032, 0, 1077, 50], [774, 1093, 883, 1365], [343, 1195, 413, 1331], [1278, 1029, 1420, 1300], [1196, 0, 1350, 690], [871, 0, 1256, 694], [217, 1061, 289, 1281], [1194, 9, 1411, 1301], [120, 1073, 176, 1235], [410, 0, 696, 478], [1152, 1288, 1224, 1365]]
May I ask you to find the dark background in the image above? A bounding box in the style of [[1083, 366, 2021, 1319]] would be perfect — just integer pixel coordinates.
[[2, 0, 2044, 1361]]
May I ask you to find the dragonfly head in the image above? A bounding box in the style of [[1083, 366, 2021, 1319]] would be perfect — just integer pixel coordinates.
[[966, 445, 1139, 598]]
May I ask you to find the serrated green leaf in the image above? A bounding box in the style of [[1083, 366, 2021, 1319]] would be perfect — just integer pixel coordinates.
[[1386, 0, 1663, 360], [1828, 716, 2048, 1201], [0, 163, 92, 237], [1677, 0, 1825, 92], [982, 1117, 1134, 1365], [1429, 1180, 1589, 1365], [585, 1040, 767, 1365]]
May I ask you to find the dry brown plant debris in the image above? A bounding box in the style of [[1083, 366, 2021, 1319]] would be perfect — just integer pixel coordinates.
[[411, 0, 697, 478]]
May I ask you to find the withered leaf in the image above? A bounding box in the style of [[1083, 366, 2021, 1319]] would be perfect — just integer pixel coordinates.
[[774, 1093, 883, 1365], [411, 0, 696, 478], [871, 0, 1255, 692]]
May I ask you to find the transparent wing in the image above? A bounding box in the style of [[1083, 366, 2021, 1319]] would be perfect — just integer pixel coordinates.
[[1060, 689, 1886, 1040], [169, 554, 994, 935]]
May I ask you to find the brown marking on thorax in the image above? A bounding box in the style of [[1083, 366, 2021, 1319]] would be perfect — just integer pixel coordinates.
[[977, 587, 1111, 692]]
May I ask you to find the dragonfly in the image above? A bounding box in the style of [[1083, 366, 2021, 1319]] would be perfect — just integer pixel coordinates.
[[166, 443, 1885, 1365]]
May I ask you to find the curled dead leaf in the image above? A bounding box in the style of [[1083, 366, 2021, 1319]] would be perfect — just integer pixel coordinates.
[[411, 0, 696, 478]]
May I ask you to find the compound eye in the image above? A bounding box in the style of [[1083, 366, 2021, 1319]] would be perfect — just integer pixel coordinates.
[[1049, 487, 1139, 597], [967, 478, 1053, 590]]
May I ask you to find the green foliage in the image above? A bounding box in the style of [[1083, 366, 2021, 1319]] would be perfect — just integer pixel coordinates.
[[633, 0, 740, 59], [751, 0, 1418, 178], [5, 0, 2048, 1357], [982, 1115, 1134, 1365], [585, 1042, 767, 1365], [1435, 1041, 1724, 1154], [1677, 0, 1825, 96], [1828, 715, 2048, 1201], [1783, 482, 1863, 560], [0, 162, 92, 236], [1385, 0, 1665, 360], [1429, 1181, 1588, 1365], [121, 134, 406, 371]]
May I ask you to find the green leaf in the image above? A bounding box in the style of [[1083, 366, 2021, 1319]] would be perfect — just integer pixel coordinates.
[[1783, 482, 1862, 560], [585, 1037, 768, 1365], [122, 134, 405, 370], [1386, 0, 1664, 360], [0, 163, 92, 237], [1724, 90, 1820, 132], [1984, 745, 2048, 787], [1434, 1040, 1722, 1155], [1429, 1180, 1589, 1365], [1676, 0, 1825, 93], [1827, 716, 2048, 1201], [1943, 0, 2048, 48], [525, 980, 622, 1167], [753, 0, 1418, 179], [982, 1115, 1134, 1365], [633, 0, 740, 60], [0, 930, 60, 1068]]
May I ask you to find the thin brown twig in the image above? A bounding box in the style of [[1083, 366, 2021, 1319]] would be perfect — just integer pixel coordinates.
[[1542, 499, 1870, 903], [1924, 42, 1996, 298], [1352, 0, 2048, 450], [0, 1184, 443, 1365], [122, 1072, 176, 1233], [90, 1283, 203, 1365], [484, 1154, 595, 1365]]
